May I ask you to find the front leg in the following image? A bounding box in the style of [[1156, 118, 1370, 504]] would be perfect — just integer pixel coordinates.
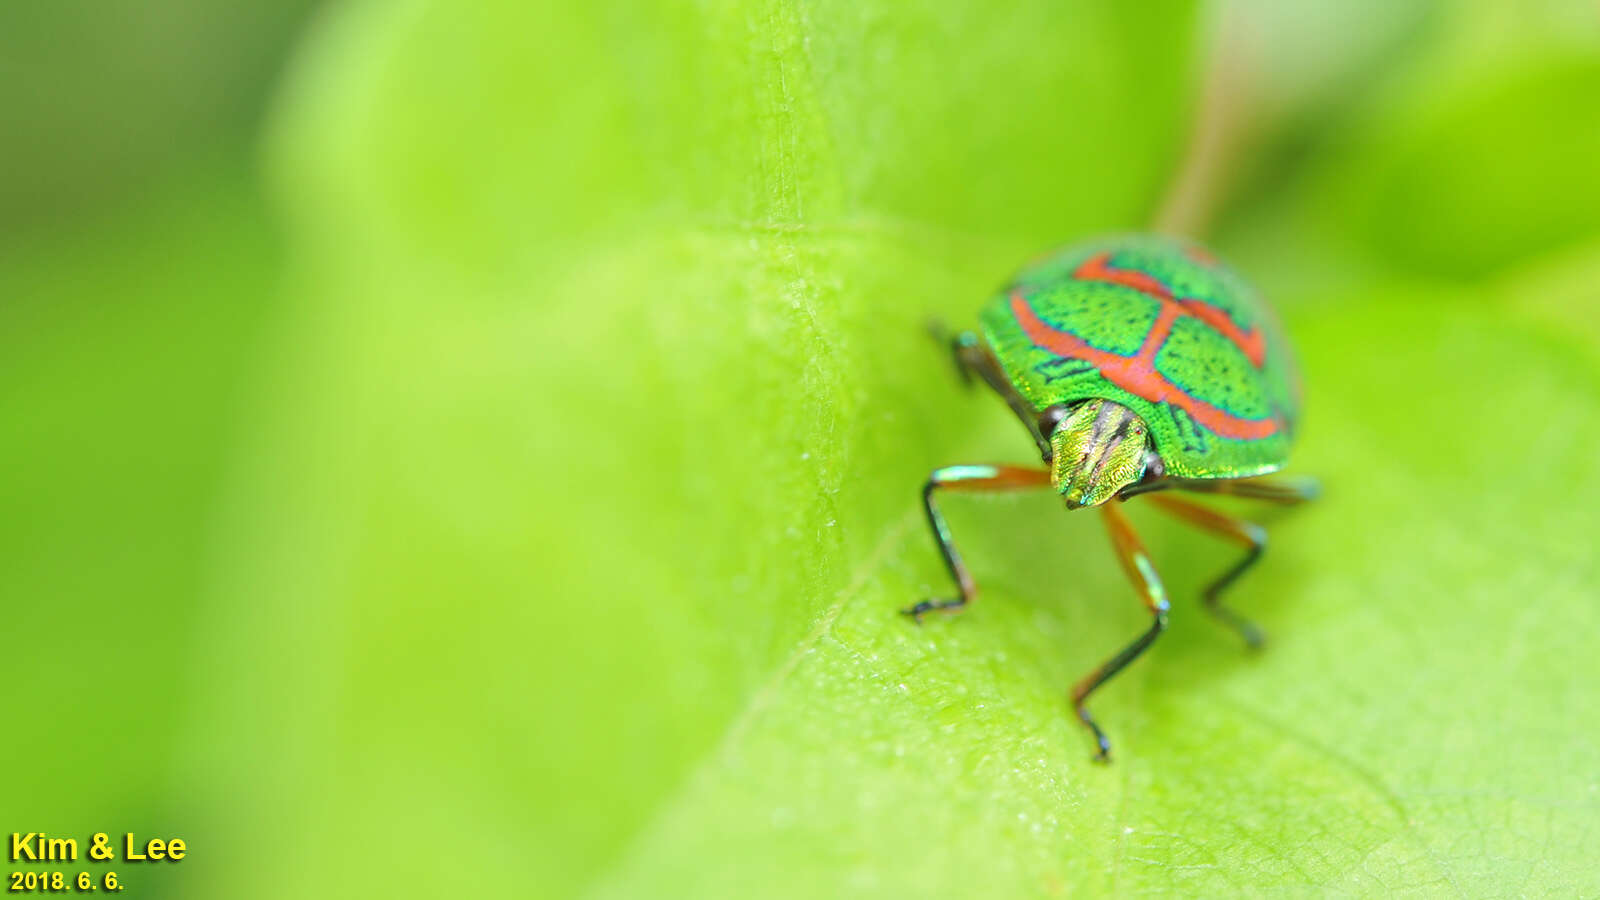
[[904, 464, 1051, 621], [1070, 501, 1170, 761]]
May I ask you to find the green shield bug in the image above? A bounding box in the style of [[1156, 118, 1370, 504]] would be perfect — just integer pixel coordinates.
[[908, 234, 1318, 761]]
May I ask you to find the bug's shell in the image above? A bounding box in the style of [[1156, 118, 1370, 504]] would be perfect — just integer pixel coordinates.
[[980, 234, 1300, 480]]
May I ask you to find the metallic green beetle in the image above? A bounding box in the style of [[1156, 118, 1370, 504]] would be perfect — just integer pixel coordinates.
[[906, 234, 1318, 761]]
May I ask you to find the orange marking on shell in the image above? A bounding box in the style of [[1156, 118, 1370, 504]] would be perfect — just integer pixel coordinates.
[[1073, 252, 1265, 368], [1009, 291, 1280, 441]]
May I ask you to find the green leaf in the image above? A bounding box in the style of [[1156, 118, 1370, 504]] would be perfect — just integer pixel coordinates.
[[0, 163, 284, 899], [0, 0, 318, 222], [1328, 54, 1600, 278], [189, 1, 1599, 897], [1221, 2, 1600, 283]]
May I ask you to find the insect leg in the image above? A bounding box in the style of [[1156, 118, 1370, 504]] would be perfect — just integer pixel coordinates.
[[926, 321, 978, 385], [955, 335, 1054, 458], [1071, 502, 1169, 762], [903, 464, 1051, 622], [927, 323, 1056, 458], [1178, 474, 1320, 505], [1144, 493, 1268, 648]]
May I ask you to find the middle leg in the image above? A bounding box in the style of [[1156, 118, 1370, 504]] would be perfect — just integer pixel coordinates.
[[1143, 492, 1268, 648], [939, 328, 1053, 459], [1070, 501, 1170, 761]]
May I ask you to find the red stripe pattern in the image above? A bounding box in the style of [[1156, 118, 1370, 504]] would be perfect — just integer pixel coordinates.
[[1010, 253, 1280, 441]]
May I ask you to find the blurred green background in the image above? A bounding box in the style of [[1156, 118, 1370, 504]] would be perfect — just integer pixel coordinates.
[[4, 0, 1597, 897]]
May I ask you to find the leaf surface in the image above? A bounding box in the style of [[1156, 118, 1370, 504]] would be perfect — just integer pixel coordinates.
[[190, 1, 1600, 897]]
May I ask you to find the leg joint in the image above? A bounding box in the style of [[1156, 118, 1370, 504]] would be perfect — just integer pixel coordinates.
[[1243, 523, 1267, 548]]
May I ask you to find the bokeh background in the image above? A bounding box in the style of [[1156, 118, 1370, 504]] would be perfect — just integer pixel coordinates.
[[4, 1, 1598, 897]]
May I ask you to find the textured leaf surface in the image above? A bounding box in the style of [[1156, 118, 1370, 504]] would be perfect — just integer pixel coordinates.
[[179, 1, 1598, 897]]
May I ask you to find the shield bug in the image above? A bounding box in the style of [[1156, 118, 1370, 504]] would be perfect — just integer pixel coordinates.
[[908, 234, 1317, 761]]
